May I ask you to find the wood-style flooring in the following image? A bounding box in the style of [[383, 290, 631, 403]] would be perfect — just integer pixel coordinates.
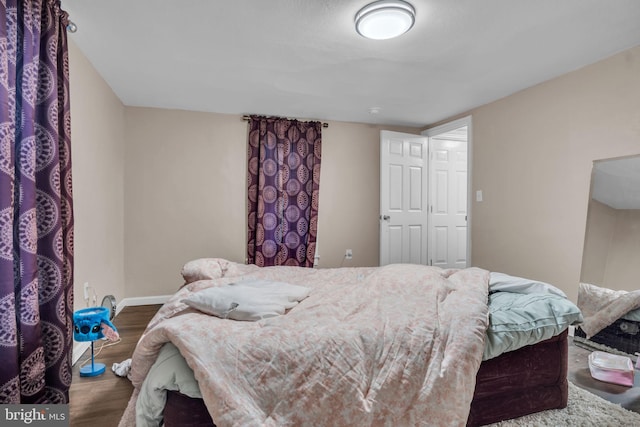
[[69, 305, 640, 426], [69, 304, 161, 426]]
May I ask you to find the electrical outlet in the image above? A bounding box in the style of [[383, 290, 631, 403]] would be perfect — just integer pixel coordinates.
[[345, 249, 353, 260], [83, 282, 89, 301]]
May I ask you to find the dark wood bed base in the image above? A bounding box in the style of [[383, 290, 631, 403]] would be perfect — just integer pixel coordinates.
[[467, 329, 568, 426], [163, 330, 569, 427]]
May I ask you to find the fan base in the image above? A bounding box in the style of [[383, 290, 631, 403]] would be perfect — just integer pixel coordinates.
[[80, 362, 105, 377]]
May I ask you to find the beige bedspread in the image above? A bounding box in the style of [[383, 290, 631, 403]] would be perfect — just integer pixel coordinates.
[[119, 260, 490, 427], [578, 282, 640, 337]]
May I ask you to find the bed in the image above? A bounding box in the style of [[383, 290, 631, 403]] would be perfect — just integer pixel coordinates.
[[118, 259, 582, 427]]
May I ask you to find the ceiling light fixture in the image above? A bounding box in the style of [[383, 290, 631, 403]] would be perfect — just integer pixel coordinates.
[[355, 0, 416, 40]]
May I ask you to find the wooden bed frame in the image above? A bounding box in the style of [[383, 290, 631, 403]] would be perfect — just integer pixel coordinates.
[[468, 329, 568, 426], [161, 330, 569, 426]]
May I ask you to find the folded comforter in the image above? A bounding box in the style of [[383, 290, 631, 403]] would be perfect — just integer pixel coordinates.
[[119, 260, 490, 427], [578, 282, 640, 337]]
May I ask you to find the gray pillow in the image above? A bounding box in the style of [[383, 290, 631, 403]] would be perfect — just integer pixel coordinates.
[[483, 291, 583, 360], [489, 272, 567, 298]]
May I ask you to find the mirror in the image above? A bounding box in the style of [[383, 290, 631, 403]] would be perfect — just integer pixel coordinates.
[[580, 154, 640, 292]]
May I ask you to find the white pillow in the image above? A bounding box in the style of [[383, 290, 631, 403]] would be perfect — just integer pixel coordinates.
[[489, 272, 567, 298], [182, 279, 310, 321]]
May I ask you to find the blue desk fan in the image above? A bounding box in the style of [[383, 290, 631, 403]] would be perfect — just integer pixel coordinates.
[[73, 306, 117, 377]]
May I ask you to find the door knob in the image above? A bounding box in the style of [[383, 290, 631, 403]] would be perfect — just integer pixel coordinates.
[[381, 215, 390, 221]]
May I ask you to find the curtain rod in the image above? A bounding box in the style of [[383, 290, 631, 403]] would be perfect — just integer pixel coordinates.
[[242, 115, 328, 128]]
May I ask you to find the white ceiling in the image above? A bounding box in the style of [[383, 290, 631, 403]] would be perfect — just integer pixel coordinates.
[[592, 156, 640, 210], [62, 0, 640, 127]]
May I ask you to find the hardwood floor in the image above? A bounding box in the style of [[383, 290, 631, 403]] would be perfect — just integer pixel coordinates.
[[69, 304, 161, 427], [69, 305, 640, 426]]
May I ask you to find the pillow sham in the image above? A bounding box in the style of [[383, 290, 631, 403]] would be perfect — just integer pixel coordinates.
[[489, 272, 567, 298], [483, 291, 583, 360], [181, 258, 225, 283]]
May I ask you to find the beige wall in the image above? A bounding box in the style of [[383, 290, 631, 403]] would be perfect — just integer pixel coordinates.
[[316, 121, 419, 267], [69, 39, 126, 307], [124, 108, 419, 297], [70, 36, 640, 302], [581, 199, 616, 286], [468, 46, 640, 301], [582, 199, 640, 290], [123, 109, 247, 297], [604, 208, 640, 289], [69, 39, 419, 300]]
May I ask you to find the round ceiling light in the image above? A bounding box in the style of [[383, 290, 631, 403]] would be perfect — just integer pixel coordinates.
[[355, 1, 416, 40]]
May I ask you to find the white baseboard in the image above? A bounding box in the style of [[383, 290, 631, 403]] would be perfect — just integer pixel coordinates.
[[115, 295, 173, 316], [72, 294, 172, 366], [72, 341, 91, 366]]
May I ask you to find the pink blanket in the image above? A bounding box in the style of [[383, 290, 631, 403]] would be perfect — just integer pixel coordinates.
[[578, 282, 640, 337], [119, 260, 490, 426]]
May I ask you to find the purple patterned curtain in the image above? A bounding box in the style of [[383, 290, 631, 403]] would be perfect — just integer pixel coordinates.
[[247, 116, 321, 267], [0, 1, 74, 404]]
